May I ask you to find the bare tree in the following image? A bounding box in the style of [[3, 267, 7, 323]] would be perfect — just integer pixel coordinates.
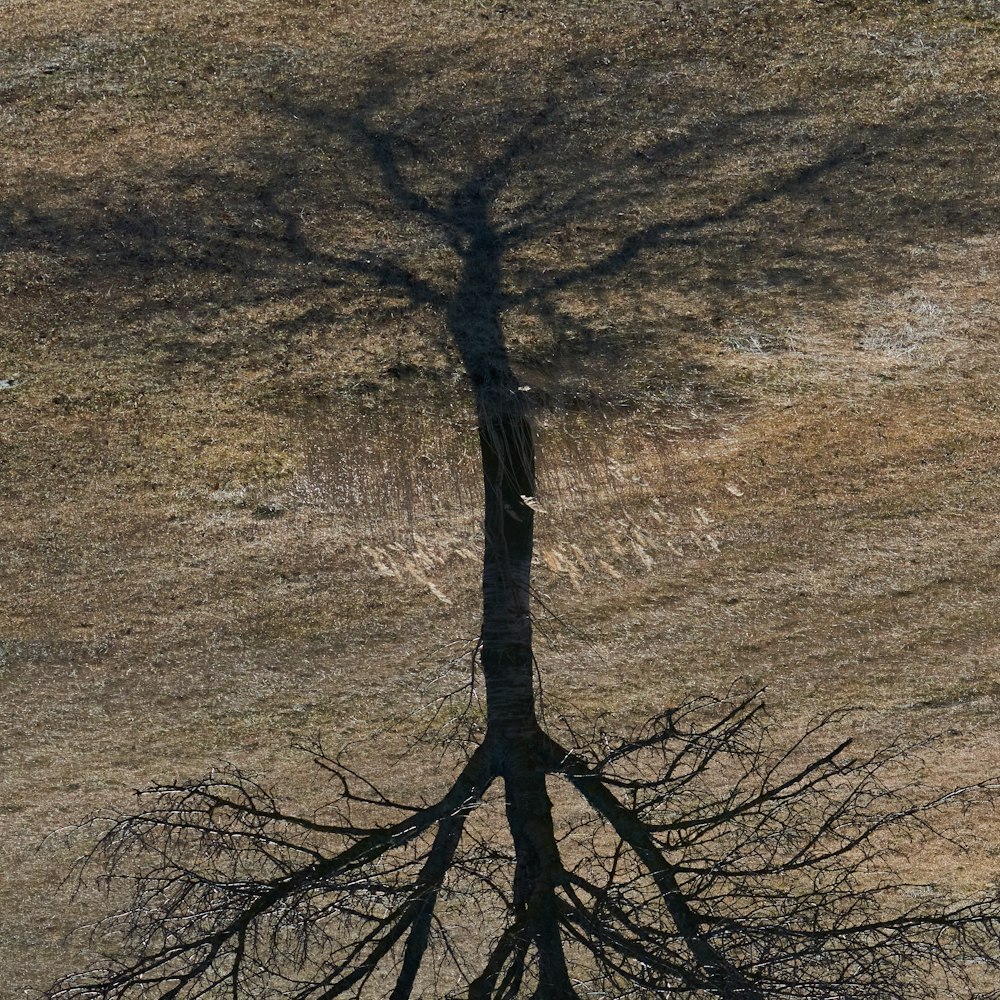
[[46, 76, 1000, 1000], [46, 691, 1000, 999]]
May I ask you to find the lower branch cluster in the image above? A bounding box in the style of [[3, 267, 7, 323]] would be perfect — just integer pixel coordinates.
[[47, 692, 1000, 1000]]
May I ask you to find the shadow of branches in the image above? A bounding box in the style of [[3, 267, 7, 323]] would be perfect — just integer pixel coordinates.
[[3, 29, 998, 403]]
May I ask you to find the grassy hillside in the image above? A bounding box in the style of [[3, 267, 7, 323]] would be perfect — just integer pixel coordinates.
[[2, 0, 999, 994]]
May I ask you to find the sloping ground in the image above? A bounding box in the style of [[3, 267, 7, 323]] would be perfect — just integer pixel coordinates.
[[2, 1, 999, 995]]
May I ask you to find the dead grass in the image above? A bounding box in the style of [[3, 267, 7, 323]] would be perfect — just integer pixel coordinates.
[[2, 0, 1000, 995]]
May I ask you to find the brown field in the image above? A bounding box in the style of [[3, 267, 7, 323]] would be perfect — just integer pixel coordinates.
[[2, 0, 999, 994]]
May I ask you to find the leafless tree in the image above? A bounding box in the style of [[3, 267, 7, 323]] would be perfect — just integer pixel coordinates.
[[46, 73, 1000, 1000], [47, 689, 1000, 999]]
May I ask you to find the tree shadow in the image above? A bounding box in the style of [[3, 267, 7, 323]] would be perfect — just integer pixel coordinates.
[[3, 47, 997, 405]]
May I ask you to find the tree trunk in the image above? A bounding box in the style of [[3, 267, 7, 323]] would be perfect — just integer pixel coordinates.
[[445, 185, 541, 751], [448, 188, 577, 997]]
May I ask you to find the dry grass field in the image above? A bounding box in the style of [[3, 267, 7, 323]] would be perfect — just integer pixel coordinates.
[[2, 0, 1000, 994]]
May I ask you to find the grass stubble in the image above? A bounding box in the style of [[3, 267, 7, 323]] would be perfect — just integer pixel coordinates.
[[1, 0, 999, 994]]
